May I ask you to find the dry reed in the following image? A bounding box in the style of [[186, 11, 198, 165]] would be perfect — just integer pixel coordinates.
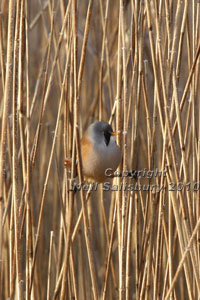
[[0, 0, 200, 299]]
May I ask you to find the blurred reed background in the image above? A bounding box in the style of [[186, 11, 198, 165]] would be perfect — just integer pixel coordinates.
[[0, 0, 200, 299]]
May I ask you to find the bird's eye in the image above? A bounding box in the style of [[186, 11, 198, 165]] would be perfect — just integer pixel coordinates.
[[104, 131, 111, 146]]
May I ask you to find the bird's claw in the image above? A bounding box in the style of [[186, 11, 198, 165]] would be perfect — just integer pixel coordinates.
[[64, 158, 72, 168]]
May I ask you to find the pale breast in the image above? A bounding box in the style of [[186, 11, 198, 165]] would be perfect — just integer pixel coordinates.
[[81, 135, 121, 182]]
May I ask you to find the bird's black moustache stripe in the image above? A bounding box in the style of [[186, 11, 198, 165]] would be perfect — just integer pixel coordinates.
[[104, 131, 111, 146]]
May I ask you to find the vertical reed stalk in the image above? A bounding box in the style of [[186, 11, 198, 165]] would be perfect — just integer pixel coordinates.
[[0, 1, 15, 295]]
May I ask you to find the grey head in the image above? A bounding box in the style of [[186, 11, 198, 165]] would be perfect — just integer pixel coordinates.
[[88, 121, 114, 146]]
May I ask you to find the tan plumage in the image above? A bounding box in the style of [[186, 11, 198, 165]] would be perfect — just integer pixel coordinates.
[[65, 122, 122, 183]]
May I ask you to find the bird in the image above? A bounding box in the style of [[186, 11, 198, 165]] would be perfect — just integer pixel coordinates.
[[65, 121, 122, 183]]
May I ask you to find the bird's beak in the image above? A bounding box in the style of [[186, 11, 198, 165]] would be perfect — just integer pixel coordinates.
[[111, 132, 117, 136]]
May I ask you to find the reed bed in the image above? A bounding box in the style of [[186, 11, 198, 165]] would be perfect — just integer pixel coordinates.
[[0, 0, 200, 299]]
